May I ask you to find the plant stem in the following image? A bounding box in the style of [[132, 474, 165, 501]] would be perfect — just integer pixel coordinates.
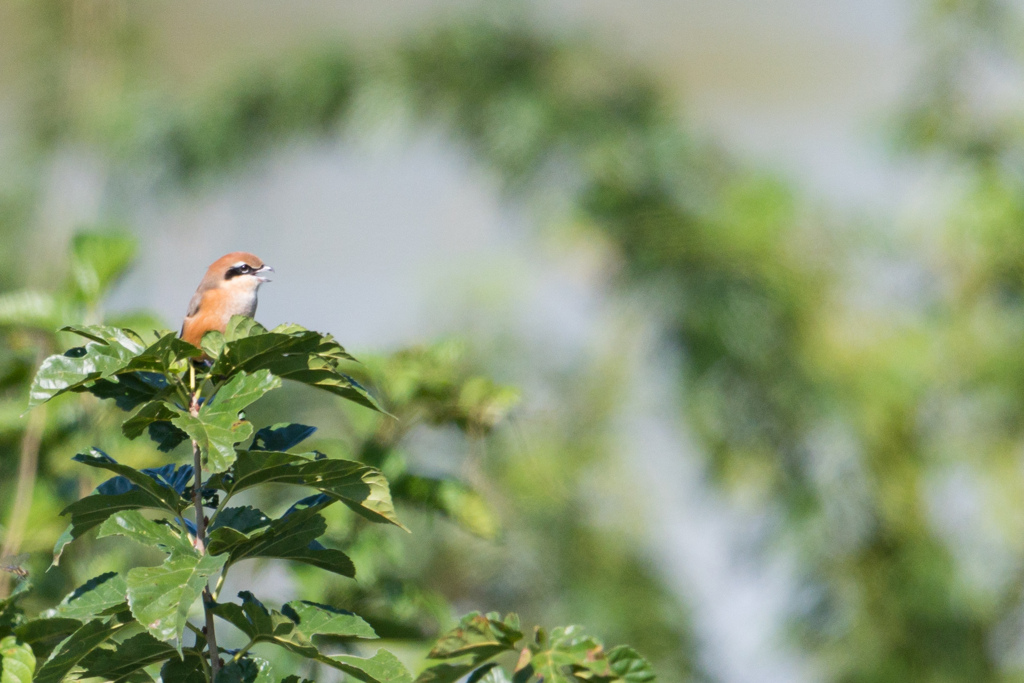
[[190, 373, 221, 681], [0, 402, 47, 598]]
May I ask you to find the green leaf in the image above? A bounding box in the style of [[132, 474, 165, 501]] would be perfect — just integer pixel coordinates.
[[427, 612, 522, 661], [160, 650, 207, 683], [33, 615, 126, 683], [209, 506, 270, 534], [250, 423, 317, 452], [47, 572, 127, 620], [171, 370, 282, 472], [123, 332, 202, 375], [13, 618, 81, 660], [606, 646, 655, 683], [72, 448, 185, 513], [207, 320, 383, 412], [213, 593, 380, 675], [331, 649, 412, 683], [393, 475, 499, 539], [88, 372, 172, 412], [97, 510, 195, 554], [125, 551, 227, 650], [0, 636, 35, 683], [122, 400, 188, 451], [53, 490, 162, 565], [29, 333, 141, 407], [80, 632, 177, 683], [70, 232, 137, 303], [415, 663, 478, 683], [208, 451, 403, 528], [207, 497, 354, 578], [282, 601, 377, 639], [217, 656, 275, 683], [468, 664, 509, 683]]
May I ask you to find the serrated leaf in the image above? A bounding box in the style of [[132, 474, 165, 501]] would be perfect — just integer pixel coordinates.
[[70, 232, 137, 304], [0, 636, 34, 683], [171, 370, 282, 473], [126, 552, 227, 650], [330, 649, 412, 683], [122, 332, 202, 375], [250, 423, 317, 452], [33, 615, 126, 683], [208, 451, 403, 528], [48, 573, 127, 620], [80, 632, 177, 683], [97, 510, 195, 554]]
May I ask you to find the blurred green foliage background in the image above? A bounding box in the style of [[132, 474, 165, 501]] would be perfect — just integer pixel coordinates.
[[4, 0, 1024, 681]]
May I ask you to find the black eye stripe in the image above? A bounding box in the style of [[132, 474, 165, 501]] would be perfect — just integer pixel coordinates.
[[225, 264, 254, 279]]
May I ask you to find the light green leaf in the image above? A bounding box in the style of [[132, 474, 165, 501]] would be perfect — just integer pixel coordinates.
[[282, 601, 376, 639], [97, 510, 195, 554], [606, 646, 655, 683], [29, 334, 141, 407], [0, 636, 35, 683], [53, 490, 163, 565], [330, 649, 413, 683], [427, 612, 522, 661], [47, 573, 127, 620], [0, 290, 62, 331], [126, 552, 227, 651], [171, 370, 281, 473]]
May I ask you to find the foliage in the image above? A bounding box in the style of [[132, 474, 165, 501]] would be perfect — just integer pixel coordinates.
[[0, 317, 655, 682]]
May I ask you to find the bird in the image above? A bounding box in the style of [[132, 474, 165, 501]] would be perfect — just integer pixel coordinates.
[[180, 252, 273, 348]]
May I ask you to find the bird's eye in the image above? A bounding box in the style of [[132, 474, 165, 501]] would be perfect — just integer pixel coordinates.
[[239, 265, 251, 273]]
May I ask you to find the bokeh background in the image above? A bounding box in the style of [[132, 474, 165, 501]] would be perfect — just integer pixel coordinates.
[[3, 1, 1024, 681]]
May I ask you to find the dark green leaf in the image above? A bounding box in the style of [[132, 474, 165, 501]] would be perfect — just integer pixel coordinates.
[[123, 332, 202, 375], [48, 572, 127, 620], [88, 372, 171, 411], [208, 451, 403, 528], [330, 649, 412, 683], [0, 635, 35, 683], [126, 551, 227, 650], [209, 506, 270, 534], [216, 656, 274, 683], [80, 632, 177, 683], [122, 400, 187, 451], [160, 650, 207, 683], [250, 423, 317, 452], [73, 448, 185, 513], [415, 662, 477, 683], [207, 497, 354, 578], [13, 618, 81, 660], [33, 615, 126, 683], [171, 370, 282, 472]]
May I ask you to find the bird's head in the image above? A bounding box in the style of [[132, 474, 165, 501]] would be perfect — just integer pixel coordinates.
[[204, 252, 274, 293]]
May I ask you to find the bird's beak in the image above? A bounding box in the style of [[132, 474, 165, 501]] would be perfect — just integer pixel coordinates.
[[256, 265, 274, 283]]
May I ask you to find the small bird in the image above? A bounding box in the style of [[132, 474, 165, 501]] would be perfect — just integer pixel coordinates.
[[180, 252, 273, 347]]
